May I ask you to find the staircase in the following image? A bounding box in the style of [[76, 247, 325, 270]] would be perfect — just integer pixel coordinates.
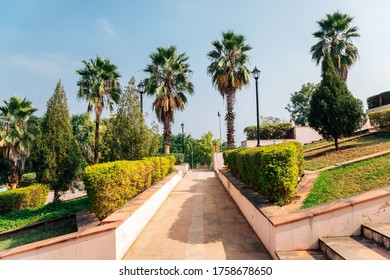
[[276, 223, 390, 260]]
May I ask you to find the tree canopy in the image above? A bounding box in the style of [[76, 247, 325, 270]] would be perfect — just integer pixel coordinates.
[[285, 83, 317, 126], [76, 55, 121, 164], [308, 53, 365, 150], [32, 81, 81, 200], [310, 11, 360, 81], [207, 30, 252, 149], [144, 45, 194, 155]]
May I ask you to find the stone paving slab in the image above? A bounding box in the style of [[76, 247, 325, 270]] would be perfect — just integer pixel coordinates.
[[123, 170, 272, 260]]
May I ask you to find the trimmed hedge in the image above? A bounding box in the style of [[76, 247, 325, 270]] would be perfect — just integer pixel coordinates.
[[244, 122, 293, 140], [0, 184, 50, 214], [83, 156, 175, 220], [367, 91, 390, 109], [223, 142, 304, 205], [368, 108, 390, 130]]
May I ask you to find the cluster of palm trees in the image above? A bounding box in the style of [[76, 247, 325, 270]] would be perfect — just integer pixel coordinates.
[[0, 11, 361, 188]]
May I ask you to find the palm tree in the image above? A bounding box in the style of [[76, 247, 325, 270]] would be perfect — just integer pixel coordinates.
[[76, 56, 121, 164], [144, 45, 194, 155], [71, 113, 94, 164], [0, 97, 37, 189], [207, 31, 252, 149], [310, 11, 360, 81]]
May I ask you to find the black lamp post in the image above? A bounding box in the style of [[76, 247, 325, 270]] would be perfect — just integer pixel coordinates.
[[217, 111, 222, 150], [181, 123, 185, 155], [137, 80, 145, 114], [252, 66, 261, 147]]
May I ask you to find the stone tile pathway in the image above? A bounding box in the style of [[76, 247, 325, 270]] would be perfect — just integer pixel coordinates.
[[123, 170, 271, 260]]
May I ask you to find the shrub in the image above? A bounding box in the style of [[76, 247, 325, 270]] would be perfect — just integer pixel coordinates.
[[367, 91, 390, 109], [19, 172, 37, 187], [368, 109, 390, 130], [0, 184, 50, 214], [83, 156, 175, 220], [244, 122, 293, 140], [172, 153, 184, 165], [223, 142, 304, 205]]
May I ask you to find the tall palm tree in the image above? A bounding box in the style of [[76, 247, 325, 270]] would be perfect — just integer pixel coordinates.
[[0, 97, 37, 189], [144, 45, 194, 155], [76, 56, 121, 164], [207, 31, 252, 149], [310, 11, 360, 81]]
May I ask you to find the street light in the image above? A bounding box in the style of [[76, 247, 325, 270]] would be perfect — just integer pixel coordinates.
[[181, 123, 185, 155], [217, 111, 222, 150], [137, 80, 145, 114], [252, 66, 261, 147]]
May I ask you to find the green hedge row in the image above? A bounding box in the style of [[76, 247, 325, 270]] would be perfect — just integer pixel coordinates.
[[0, 184, 50, 214], [367, 91, 390, 109], [83, 156, 175, 220], [244, 122, 293, 140], [368, 108, 390, 129], [223, 142, 304, 205]]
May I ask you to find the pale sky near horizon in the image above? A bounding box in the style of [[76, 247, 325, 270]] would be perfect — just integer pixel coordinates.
[[1, 0, 389, 144]]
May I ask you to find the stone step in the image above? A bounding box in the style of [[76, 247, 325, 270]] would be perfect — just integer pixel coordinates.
[[320, 236, 390, 260], [276, 250, 328, 260], [362, 223, 390, 250]]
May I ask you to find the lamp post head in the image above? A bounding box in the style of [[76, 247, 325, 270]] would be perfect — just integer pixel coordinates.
[[217, 111, 220, 117], [181, 123, 184, 129], [137, 80, 145, 94], [252, 66, 261, 80]]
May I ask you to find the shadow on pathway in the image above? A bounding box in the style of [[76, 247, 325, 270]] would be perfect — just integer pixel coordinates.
[[123, 170, 271, 260]]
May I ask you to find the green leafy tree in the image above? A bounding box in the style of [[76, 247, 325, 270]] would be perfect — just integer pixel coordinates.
[[310, 11, 360, 81], [32, 81, 81, 200], [0, 97, 37, 189], [196, 131, 214, 168], [101, 77, 160, 161], [76, 56, 121, 164], [285, 83, 317, 126], [308, 53, 365, 151], [144, 45, 194, 155], [260, 115, 282, 125], [207, 31, 252, 149], [71, 113, 94, 165]]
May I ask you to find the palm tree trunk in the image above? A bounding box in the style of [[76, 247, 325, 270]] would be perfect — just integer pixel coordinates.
[[163, 118, 171, 155], [94, 113, 100, 164], [9, 163, 18, 190], [225, 90, 236, 149]]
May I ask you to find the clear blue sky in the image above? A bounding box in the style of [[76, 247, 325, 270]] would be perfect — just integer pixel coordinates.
[[1, 0, 389, 144]]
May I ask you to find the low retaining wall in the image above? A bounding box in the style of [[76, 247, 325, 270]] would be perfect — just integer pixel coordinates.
[[216, 169, 390, 259], [0, 171, 183, 260]]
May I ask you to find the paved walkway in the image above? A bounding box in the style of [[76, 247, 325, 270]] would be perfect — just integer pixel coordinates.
[[123, 170, 272, 260]]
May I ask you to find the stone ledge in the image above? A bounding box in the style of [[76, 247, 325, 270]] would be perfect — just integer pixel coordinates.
[[217, 168, 390, 259]]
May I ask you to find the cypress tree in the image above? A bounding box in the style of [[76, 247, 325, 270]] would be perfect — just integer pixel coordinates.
[[101, 77, 159, 161], [33, 81, 81, 200], [309, 52, 365, 150]]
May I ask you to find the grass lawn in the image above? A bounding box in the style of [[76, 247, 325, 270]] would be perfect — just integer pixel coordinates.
[[0, 196, 89, 232], [304, 133, 390, 170], [302, 154, 390, 209], [0, 197, 89, 251], [0, 225, 75, 252]]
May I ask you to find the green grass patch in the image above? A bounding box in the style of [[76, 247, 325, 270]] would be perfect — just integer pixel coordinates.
[[302, 154, 390, 208], [304, 134, 390, 170], [0, 196, 89, 232], [0, 225, 75, 252]]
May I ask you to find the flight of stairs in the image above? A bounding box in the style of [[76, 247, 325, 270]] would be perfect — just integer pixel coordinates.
[[276, 223, 390, 260]]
